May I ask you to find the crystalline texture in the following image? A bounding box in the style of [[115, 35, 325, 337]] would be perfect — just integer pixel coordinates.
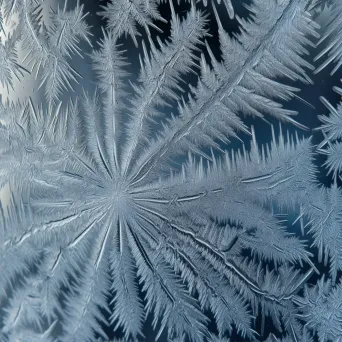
[[1, 0, 342, 341]]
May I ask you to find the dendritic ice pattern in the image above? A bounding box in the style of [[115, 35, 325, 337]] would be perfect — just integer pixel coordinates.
[[1, 0, 342, 341]]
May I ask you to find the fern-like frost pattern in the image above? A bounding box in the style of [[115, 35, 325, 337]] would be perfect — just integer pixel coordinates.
[[1, 0, 342, 341]]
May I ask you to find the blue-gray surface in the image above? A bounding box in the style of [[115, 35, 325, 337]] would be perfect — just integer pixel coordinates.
[[1, 0, 342, 341]]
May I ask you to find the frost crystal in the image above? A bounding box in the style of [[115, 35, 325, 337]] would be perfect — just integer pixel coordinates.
[[1, 0, 342, 341]]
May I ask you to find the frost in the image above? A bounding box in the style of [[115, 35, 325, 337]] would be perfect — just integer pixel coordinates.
[[1, 0, 342, 341]]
